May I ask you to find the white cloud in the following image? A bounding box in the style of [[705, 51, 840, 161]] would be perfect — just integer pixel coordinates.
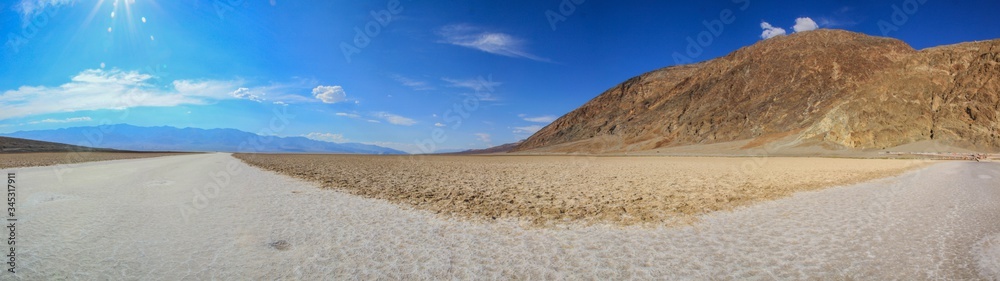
[[793, 17, 819, 33], [434, 122, 446, 127], [304, 132, 348, 143], [312, 85, 346, 104], [391, 75, 434, 91], [438, 24, 550, 62], [522, 115, 556, 123], [760, 21, 787, 39], [366, 119, 381, 123], [513, 125, 544, 134], [372, 112, 416, 126], [27, 116, 91, 124], [0, 69, 243, 120], [231, 87, 264, 102], [335, 112, 361, 119], [273, 101, 288, 106], [173, 79, 242, 100], [474, 133, 491, 143]]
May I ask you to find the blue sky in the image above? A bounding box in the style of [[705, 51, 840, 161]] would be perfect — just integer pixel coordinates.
[[1, 0, 998, 153]]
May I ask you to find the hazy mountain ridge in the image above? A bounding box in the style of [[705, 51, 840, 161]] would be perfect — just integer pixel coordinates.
[[515, 30, 1000, 153], [1, 124, 407, 154], [450, 140, 524, 155]]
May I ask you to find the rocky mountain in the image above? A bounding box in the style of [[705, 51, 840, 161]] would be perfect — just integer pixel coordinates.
[[1, 124, 407, 154], [514, 30, 1000, 153]]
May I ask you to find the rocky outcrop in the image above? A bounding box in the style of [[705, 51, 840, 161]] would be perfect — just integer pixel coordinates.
[[515, 30, 1000, 153]]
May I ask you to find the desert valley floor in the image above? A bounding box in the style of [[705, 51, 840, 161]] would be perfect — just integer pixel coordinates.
[[6, 153, 1000, 279]]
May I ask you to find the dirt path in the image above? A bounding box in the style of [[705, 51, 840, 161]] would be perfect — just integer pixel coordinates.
[[9, 154, 1000, 279]]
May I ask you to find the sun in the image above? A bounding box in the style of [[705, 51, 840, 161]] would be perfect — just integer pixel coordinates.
[[84, 0, 156, 37], [81, 0, 161, 69]]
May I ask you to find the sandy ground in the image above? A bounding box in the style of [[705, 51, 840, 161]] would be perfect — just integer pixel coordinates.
[[234, 153, 928, 225], [8, 153, 1000, 279], [0, 152, 190, 169]]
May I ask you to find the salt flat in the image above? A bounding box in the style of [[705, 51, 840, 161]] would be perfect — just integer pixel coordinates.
[[9, 153, 1000, 279]]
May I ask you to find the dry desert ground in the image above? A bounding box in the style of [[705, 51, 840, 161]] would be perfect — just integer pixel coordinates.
[[234, 153, 932, 225], [9, 153, 1000, 279]]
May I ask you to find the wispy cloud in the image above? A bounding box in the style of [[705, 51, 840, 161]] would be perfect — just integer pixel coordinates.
[[474, 133, 491, 143], [442, 76, 502, 101], [304, 132, 348, 143], [816, 17, 849, 28], [246, 77, 322, 104], [438, 24, 550, 62], [0, 69, 243, 120], [337, 111, 413, 126], [817, 7, 859, 28], [391, 74, 434, 91], [27, 116, 92, 124], [335, 112, 361, 119], [521, 115, 556, 123], [513, 125, 543, 134], [372, 112, 416, 126], [442, 77, 502, 92]]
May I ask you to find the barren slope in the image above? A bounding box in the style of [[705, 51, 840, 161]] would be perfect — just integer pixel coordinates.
[[0, 136, 116, 153], [515, 30, 1000, 153]]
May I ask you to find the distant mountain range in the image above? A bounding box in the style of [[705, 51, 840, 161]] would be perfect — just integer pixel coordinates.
[[450, 140, 523, 154], [0, 124, 407, 154]]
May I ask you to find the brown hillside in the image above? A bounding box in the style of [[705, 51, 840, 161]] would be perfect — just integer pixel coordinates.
[[515, 30, 1000, 153]]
